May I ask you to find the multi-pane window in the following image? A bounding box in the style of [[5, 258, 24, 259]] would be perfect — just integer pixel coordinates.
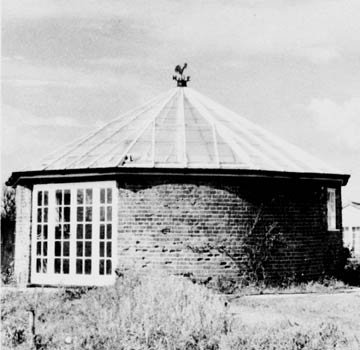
[[36, 191, 49, 273], [32, 182, 116, 285], [327, 188, 336, 230]]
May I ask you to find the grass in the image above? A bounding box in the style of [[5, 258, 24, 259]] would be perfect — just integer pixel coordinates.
[[223, 277, 351, 296], [1, 271, 360, 349]]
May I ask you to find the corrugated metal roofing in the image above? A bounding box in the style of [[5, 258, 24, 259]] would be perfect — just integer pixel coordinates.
[[27, 87, 340, 174]]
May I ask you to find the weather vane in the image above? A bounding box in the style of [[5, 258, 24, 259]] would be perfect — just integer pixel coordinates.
[[173, 63, 190, 87]]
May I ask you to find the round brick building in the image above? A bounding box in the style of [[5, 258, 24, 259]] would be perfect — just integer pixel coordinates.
[[8, 74, 350, 286]]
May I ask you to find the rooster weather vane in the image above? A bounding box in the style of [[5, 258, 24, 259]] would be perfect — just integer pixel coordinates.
[[173, 63, 190, 87]]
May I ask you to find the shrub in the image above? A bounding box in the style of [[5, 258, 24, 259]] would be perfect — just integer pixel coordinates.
[[342, 258, 360, 286]]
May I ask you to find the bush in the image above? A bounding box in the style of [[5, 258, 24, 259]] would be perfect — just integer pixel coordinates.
[[1, 262, 15, 286], [342, 258, 360, 286]]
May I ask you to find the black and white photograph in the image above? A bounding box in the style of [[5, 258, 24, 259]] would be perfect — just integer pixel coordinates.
[[1, 1, 360, 349]]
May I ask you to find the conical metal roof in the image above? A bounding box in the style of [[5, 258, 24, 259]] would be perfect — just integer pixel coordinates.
[[30, 87, 339, 174]]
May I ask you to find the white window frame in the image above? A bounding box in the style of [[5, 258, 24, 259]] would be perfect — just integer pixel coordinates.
[[327, 188, 336, 231], [31, 181, 117, 286]]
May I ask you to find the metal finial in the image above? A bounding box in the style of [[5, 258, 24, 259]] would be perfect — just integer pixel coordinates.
[[172, 63, 190, 87]]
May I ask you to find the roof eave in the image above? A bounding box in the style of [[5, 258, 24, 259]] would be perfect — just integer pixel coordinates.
[[6, 167, 351, 187]]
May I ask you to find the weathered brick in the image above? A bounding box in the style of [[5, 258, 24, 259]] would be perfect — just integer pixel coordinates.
[[117, 176, 343, 282]]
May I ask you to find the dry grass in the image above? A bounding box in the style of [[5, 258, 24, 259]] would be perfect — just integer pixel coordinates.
[[229, 292, 360, 348], [1, 272, 360, 349]]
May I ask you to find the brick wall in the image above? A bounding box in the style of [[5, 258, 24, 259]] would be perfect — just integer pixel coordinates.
[[12, 176, 344, 286], [14, 185, 32, 286], [117, 176, 344, 283]]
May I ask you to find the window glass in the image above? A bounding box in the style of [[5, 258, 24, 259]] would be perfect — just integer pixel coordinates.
[[86, 189, 92, 204], [100, 189, 105, 204], [77, 189, 84, 204], [327, 188, 336, 230]]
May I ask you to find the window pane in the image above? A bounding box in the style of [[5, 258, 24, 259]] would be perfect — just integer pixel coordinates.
[[56, 207, 62, 223], [76, 259, 83, 274], [55, 225, 61, 239], [37, 191, 42, 206], [100, 207, 105, 222], [86, 207, 92, 222], [107, 207, 112, 221], [77, 207, 84, 222], [55, 242, 61, 257], [100, 242, 104, 257], [54, 259, 61, 273], [106, 242, 112, 258], [85, 224, 92, 239], [37, 242, 41, 256], [77, 242, 83, 257], [64, 207, 70, 222], [106, 224, 112, 239], [64, 190, 71, 205], [44, 191, 48, 206], [43, 208, 48, 223], [63, 242, 70, 257], [85, 242, 92, 257], [85, 260, 91, 274], [37, 225, 42, 239], [37, 209, 42, 223], [327, 188, 336, 230], [77, 189, 84, 204], [99, 260, 104, 275], [100, 189, 105, 204], [43, 242, 48, 256], [100, 224, 105, 239], [56, 190, 62, 205], [106, 260, 112, 275], [77, 224, 83, 239], [42, 259, 47, 273], [63, 259, 69, 274], [36, 259, 41, 273], [107, 188, 112, 204], [43, 225, 48, 240], [63, 224, 70, 239], [86, 189, 92, 204]]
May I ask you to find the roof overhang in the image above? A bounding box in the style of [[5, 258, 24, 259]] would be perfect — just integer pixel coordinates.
[[7, 167, 350, 187]]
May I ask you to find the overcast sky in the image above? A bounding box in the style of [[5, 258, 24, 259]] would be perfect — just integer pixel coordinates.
[[2, 0, 360, 201]]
